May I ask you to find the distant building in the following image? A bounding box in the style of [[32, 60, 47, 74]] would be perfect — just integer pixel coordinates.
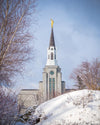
[[18, 20, 65, 114]]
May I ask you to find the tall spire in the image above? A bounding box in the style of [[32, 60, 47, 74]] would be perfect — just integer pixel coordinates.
[[49, 19, 55, 48], [46, 19, 57, 66]]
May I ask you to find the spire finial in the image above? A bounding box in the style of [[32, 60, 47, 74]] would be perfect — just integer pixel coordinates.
[[51, 19, 54, 28]]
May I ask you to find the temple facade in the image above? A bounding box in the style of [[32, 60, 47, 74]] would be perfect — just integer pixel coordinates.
[[18, 20, 65, 114], [39, 20, 65, 101]]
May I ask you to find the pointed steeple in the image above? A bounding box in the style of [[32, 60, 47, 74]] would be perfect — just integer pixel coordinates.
[[46, 19, 57, 66], [49, 19, 55, 48]]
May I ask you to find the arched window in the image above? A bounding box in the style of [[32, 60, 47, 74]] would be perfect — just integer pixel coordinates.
[[51, 52, 53, 60]]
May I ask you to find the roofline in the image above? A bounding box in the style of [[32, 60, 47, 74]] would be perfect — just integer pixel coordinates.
[[21, 89, 39, 91]]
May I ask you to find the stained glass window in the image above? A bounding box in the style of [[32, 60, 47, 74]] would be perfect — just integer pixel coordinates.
[[53, 78, 55, 97], [49, 78, 51, 96], [49, 78, 55, 98]]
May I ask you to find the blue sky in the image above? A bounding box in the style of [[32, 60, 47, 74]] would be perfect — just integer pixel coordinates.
[[15, 0, 100, 91]]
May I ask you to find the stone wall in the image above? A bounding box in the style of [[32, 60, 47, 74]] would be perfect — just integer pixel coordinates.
[[18, 89, 39, 114]]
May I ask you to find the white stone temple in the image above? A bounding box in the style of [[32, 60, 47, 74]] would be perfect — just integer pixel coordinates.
[[18, 20, 65, 114]]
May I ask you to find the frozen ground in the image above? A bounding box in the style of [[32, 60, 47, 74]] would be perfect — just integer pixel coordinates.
[[32, 89, 100, 125]]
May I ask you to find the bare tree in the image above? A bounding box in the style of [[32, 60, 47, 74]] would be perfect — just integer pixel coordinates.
[[0, 0, 36, 87], [70, 58, 100, 90], [0, 87, 17, 125], [74, 75, 86, 90]]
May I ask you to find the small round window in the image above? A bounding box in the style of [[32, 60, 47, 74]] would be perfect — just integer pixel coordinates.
[[50, 71, 54, 75]]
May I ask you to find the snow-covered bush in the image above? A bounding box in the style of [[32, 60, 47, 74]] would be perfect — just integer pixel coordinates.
[[29, 90, 100, 125], [73, 91, 93, 108]]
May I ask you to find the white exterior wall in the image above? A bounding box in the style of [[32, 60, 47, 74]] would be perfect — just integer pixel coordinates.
[[57, 72, 62, 94], [18, 90, 39, 114], [18, 25, 66, 114], [40, 65, 64, 100], [46, 47, 57, 66], [42, 72, 47, 101]]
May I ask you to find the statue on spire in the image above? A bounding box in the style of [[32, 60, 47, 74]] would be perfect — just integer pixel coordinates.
[[51, 19, 54, 28]]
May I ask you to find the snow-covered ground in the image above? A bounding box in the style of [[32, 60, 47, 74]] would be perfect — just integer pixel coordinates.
[[32, 90, 100, 125]]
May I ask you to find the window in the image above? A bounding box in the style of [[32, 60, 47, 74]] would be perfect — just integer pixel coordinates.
[[49, 78, 51, 96], [49, 78, 51, 82], [50, 71, 54, 75], [49, 78, 55, 98], [51, 52, 53, 60], [53, 78, 55, 97]]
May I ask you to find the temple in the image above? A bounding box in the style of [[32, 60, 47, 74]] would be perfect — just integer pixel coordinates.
[[18, 20, 65, 114]]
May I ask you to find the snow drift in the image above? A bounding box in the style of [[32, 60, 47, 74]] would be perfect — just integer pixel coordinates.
[[31, 90, 100, 125]]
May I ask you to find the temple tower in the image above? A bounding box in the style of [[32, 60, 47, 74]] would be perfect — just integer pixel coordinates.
[[39, 20, 65, 101]]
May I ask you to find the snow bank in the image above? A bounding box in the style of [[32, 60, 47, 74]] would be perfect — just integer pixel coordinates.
[[32, 90, 100, 125]]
